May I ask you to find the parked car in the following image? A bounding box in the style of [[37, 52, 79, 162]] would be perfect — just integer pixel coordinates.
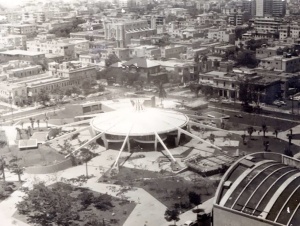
[[209, 98, 219, 103]]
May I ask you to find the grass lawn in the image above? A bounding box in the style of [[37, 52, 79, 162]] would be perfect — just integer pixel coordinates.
[[0, 144, 65, 167], [99, 167, 217, 211], [0, 181, 22, 201], [224, 134, 299, 156], [210, 109, 298, 132], [13, 182, 135, 226]]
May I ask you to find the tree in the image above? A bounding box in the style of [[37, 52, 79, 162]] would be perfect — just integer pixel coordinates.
[[79, 148, 92, 178], [27, 126, 32, 137], [235, 50, 258, 68], [209, 133, 215, 144], [29, 117, 35, 130], [16, 182, 79, 225], [263, 140, 270, 152], [241, 134, 247, 144], [81, 81, 92, 95], [9, 156, 23, 182], [164, 208, 180, 225], [36, 89, 50, 106], [44, 116, 49, 128], [274, 129, 278, 138], [262, 123, 267, 137], [157, 82, 167, 105], [51, 86, 64, 103], [0, 157, 6, 181], [247, 126, 254, 140], [188, 191, 201, 209], [37, 119, 40, 131], [105, 52, 120, 67], [16, 127, 22, 139]]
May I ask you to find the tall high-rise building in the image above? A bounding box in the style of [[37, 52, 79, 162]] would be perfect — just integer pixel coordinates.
[[256, 0, 286, 17], [242, 0, 256, 17], [256, 0, 264, 17]]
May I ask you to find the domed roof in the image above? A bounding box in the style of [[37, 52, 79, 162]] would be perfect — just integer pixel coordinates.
[[214, 152, 300, 226], [90, 102, 189, 136]]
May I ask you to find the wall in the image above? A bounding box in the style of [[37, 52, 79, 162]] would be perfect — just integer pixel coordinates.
[[213, 205, 280, 226]]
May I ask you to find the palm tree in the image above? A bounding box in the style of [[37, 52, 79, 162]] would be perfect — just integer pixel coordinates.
[[262, 123, 267, 137], [79, 148, 92, 178], [157, 82, 167, 106], [9, 156, 23, 183], [37, 119, 40, 131], [27, 126, 32, 137], [29, 117, 35, 130], [44, 116, 49, 128], [247, 126, 254, 140]]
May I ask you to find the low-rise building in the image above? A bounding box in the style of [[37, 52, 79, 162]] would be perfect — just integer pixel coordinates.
[[27, 39, 75, 61], [208, 28, 235, 44], [0, 34, 27, 50], [0, 24, 37, 36], [130, 45, 161, 59], [0, 49, 46, 64], [161, 45, 187, 59], [0, 60, 43, 79], [259, 55, 300, 73], [0, 82, 27, 105]]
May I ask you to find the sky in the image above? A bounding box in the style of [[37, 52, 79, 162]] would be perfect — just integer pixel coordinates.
[[0, 0, 24, 8]]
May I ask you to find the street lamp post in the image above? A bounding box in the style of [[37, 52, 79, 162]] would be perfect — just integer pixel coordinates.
[[9, 95, 13, 125]]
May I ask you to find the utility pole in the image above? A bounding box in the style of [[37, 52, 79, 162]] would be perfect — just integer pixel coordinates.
[[9, 95, 13, 125]]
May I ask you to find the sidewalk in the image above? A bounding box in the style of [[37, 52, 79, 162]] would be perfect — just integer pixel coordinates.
[[161, 197, 214, 226]]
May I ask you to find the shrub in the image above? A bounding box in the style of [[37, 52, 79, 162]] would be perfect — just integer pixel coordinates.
[[71, 133, 80, 140]]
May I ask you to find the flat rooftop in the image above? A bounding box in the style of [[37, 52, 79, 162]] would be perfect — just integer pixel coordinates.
[[0, 49, 44, 56]]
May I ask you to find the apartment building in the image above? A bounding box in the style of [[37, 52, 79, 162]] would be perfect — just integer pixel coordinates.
[[0, 24, 37, 36], [256, 46, 283, 59], [256, 0, 286, 17], [0, 34, 27, 49], [27, 61, 97, 101], [161, 45, 187, 59], [253, 17, 282, 38], [27, 39, 75, 61], [0, 50, 46, 64], [208, 29, 235, 44], [279, 22, 300, 40], [259, 55, 300, 73], [199, 71, 239, 99], [0, 82, 27, 105], [164, 8, 188, 16], [22, 12, 46, 23], [0, 60, 43, 79]]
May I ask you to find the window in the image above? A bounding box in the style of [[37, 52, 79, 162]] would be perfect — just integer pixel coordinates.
[[223, 82, 226, 87]]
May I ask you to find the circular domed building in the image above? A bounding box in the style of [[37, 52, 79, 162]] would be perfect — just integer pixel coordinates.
[[90, 100, 189, 148]]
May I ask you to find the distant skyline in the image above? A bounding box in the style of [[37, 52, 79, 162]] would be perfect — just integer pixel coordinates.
[[0, 0, 75, 8]]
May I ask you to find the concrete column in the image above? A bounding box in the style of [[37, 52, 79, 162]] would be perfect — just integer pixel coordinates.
[[127, 138, 131, 153], [154, 135, 158, 151], [175, 130, 181, 146], [102, 134, 108, 150], [88, 127, 96, 137], [187, 124, 191, 133]]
